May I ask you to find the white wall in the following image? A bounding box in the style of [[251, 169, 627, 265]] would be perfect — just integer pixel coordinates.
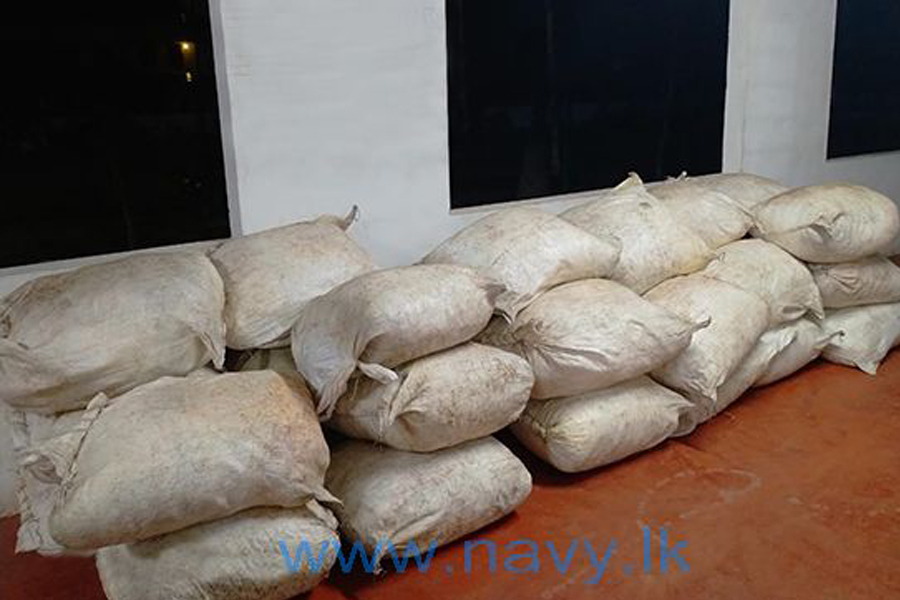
[[725, 0, 900, 201], [215, 0, 591, 269], [2, 0, 900, 516]]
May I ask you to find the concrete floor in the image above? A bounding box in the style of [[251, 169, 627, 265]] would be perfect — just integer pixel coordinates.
[[2, 351, 899, 599]]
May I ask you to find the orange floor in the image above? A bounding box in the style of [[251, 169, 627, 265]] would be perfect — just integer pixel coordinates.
[[3, 351, 900, 600]]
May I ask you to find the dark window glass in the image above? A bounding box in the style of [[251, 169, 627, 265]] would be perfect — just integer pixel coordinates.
[[447, 0, 730, 208], [0, 1, 229, 268], [828, 0, 900, 159]]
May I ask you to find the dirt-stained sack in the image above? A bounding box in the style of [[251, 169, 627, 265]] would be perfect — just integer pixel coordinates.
[[821, 303, 900, 374], [754, 319, 838, 386], [422, 206, 620, 319], [10, 369, 219, 556], [712, 325, 801, 415], [478, 279, 700, 399], [647, 176, 753, 249], [510, 377, 694, 472], [291, 265, 503, 418], [28, 371, 334, 550], [10, 408, 86, 555], [96, 503, 339, 600], [700, 239, 824, 325], [561, 174, 713, 293], [753, 184, 900, 263], [646, 275, 769, 417], [326, 437, 531, 565], [686, 172, 789, 211], [330, 343, 533, 452], [210, 208, 376, 350], [0, 252, 225, 414], [810, 257, 900, 308]]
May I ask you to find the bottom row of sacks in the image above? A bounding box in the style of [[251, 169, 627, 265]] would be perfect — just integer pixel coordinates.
[[93, 436, 531, 600]]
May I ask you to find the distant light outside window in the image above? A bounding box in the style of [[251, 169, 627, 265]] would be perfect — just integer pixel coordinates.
[[828, 0, 900, 159], [446, 0, 730, 209], [0, 1, 230, 269]]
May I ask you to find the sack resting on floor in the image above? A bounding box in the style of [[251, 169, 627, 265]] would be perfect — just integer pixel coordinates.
[[326, 437, 531, 566], [821, 303, 900, 375], [510, 376, 694, 472], [96, 502, 339, 600]]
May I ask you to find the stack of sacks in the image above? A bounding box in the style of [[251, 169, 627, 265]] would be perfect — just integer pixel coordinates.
[[752, 184, 900, 374], [290, 263, 533, 559], [687, 239, 830, 414], [560, 173, 714, 293], [209, 207, 376, 350], [476, 278, 701, 471], [0, 252, 227, 556], [24, 371, 340, 599], [418, 205, 695, 473]]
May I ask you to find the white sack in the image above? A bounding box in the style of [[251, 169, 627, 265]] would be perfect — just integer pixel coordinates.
[[326, 437, 531, 564], [561, 174, 713, 293], [686, 172, 789, 211], [10, 368, 218, 556], [421, 206, 620, 318], [0, 252, 225, 414], [753, 184, 900, 263], [810, 257, 900, 308], [646, 275, 770, 416], [821, 303, 900, 374], [713, 325, 801, 415], [700, 239, 824, 325], [510, 377, 694, 473], [96, 503, 339, 600], [210, 208, 376, 349], [647, 177, 753, 249], [10, 408, 86, 555], [478, 279, 700, 399], [30, 371, 334, 550], [330, 343, 533, 452], [291, 264, 503, 418], [755, 319, 839, 386]]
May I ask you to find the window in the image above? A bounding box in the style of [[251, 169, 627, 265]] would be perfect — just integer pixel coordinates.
[[828, 0, 900, 159], [446, 0, 730, 209], [0, 1, 230, 269]]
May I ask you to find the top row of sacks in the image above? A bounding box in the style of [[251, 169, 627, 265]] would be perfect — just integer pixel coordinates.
[[3, 172, 898, 417], [0, 208, 377, 414]]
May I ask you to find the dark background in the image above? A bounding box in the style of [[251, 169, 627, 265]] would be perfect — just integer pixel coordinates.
[[828, 0, 900, 159], [0, 1, 229, 268], [447, 0, 730, 208]]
